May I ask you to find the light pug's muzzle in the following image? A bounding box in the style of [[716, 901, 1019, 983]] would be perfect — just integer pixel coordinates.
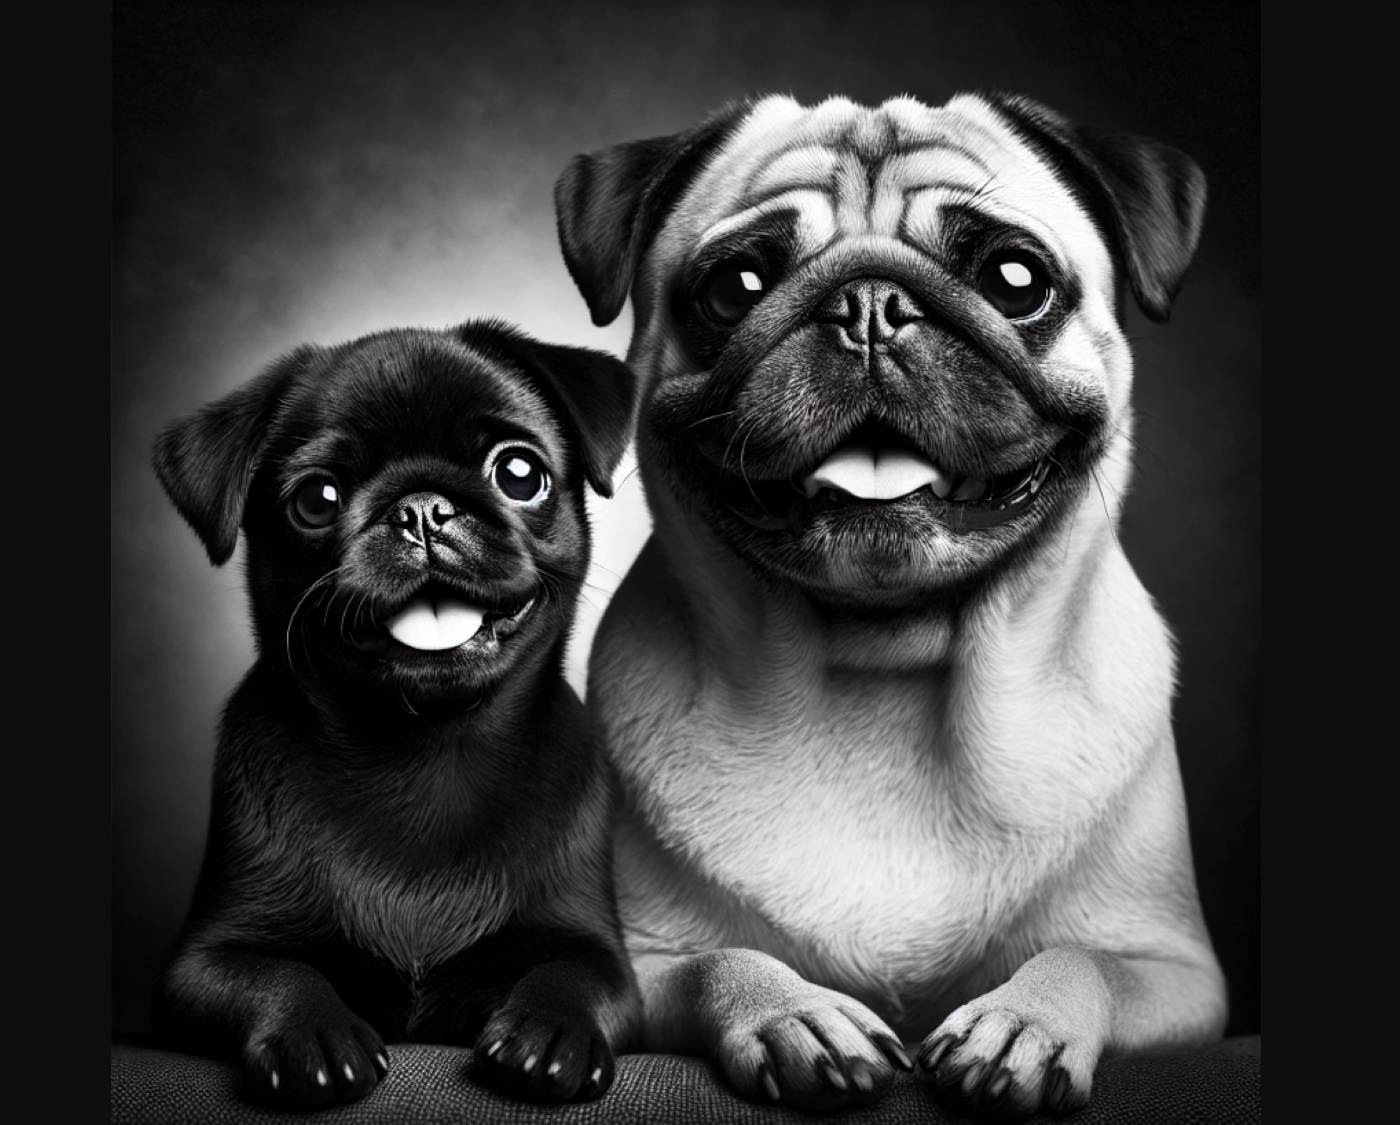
[[559, 92, 1200, 605], [556, 93, 1225, 1120]]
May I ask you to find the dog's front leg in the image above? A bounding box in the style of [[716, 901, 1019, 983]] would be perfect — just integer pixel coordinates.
[[637, 947, 914, 1111], [916, 946, 1228, 1117], [469, 931, 640, 1103], [153, 941, 389, 1107]]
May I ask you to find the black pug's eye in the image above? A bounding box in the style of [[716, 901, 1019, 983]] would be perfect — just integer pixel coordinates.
[[491, 448, 550, 505], [701, 263, 767, 324], [979, 253, 1052, 320], [291, 476, 341, 529]]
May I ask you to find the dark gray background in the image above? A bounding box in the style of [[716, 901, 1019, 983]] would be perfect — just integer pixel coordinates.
[[112, 0, 1260, 1039]]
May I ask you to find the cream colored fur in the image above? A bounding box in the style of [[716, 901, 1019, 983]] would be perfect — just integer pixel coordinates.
[[584, 93, 1227, 1117]]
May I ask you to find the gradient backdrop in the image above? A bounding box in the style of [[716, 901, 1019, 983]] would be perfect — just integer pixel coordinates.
[[112, 0, 1260, 1038]]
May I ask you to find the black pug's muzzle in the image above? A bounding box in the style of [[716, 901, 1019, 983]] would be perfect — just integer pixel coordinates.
[[645, 237, 1110, 602], [293, 450, 554, 701]]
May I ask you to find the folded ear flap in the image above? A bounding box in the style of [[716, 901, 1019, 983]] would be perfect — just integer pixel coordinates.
[[990, 94, 1207, 322], [152, 348, 312, 565], [555, 100, 752, 328], [519, 342, 639, 499]]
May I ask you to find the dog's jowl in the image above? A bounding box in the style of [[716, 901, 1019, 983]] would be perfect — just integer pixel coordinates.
[[555, 93, 1227, 1117], [150, 322, 640, 1107]]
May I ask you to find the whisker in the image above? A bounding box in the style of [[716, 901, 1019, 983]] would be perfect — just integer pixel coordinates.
[[677, 409, 737, 434], [736, 425, 770, 515], [1112, 424, 1170, 480], [284, 566, 344, 678], [1088, 466, 1122, 551], [339, 593, 354, 645]]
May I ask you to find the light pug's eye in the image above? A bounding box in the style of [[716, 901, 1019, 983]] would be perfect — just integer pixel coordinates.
[[979, 252, 1052, 320], [701, 262, 767, 324]]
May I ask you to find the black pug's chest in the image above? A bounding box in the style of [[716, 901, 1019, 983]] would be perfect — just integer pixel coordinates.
[[322, 849, 519, 981], [305, 854, 523, 1045]]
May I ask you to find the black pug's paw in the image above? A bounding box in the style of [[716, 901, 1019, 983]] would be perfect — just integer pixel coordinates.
[[474, 1003, 615, 1103], [241, 1003, 390, 1108]]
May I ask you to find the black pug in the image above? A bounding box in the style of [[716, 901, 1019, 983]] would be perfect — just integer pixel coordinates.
[[149, 320, 641, 1108]]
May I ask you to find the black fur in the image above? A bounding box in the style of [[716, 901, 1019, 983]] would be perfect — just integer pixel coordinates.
[[149, 320, 641, 1108]]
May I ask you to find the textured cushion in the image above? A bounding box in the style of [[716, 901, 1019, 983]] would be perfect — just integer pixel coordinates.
[[112, 1036, 1260, 1123]]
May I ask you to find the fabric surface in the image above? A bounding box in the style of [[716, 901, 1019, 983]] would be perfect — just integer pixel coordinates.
[[112, 1036, 1260, 1124]]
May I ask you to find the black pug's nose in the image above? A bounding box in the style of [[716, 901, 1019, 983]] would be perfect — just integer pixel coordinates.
[[815, 279, 924, 348], [388, 492, 457, 545]]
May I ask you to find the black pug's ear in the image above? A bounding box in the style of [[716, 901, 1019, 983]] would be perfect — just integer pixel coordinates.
[[554, 100, 753, 328], [152, 348, 313, 565], [989, 93, 1208, 322], [517, 342, 639, 499]]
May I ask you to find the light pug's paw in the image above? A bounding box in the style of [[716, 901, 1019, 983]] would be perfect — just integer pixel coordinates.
[[668, 949, 913, 1112], [917, 950, 1115, 1118]]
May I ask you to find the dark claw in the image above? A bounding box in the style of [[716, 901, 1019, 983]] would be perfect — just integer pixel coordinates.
[[983, 1066, 1012, 1106], [962, 1061, 987, 1096], [876, 1033, 914, 1071], [850, 1059, 875, 1094], [821, 1061, 848, 1091], [918, 1034, 954, 1073], [1045, 1066, 1071, 1114], [759, 1061, 781, 1102]]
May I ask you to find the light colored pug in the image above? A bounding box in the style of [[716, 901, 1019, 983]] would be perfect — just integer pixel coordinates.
[[554, 92, 1228, 1118]]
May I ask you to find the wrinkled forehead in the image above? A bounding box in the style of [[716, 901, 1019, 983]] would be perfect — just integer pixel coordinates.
[[660, 94, 1110, 281]]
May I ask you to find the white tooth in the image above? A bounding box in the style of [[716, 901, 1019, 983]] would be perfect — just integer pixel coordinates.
[[873, 449, 947, 500], [804, 445, 876, 498], [952, 477, 988, 502], [435, 600, 487, 647], [387, 596, 486, 650], [929, 474, 956, 499]]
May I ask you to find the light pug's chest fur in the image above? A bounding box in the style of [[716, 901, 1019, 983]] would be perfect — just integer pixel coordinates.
[[603, 529, 1175, 1033], [557, 92, 1225, 1117]]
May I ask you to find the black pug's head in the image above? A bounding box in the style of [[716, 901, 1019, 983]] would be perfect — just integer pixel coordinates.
[[153, 320, 637, 710]]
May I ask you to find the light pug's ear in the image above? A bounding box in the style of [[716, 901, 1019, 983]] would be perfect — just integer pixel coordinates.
[[554, 101, 753, 328], [988, 93, 1208, 322]]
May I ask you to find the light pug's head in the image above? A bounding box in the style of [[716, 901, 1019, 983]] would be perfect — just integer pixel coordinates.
[[555, 93, 1205, 608]]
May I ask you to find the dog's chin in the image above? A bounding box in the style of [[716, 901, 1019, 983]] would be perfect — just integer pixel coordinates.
[[673, 433, 1086, 607]]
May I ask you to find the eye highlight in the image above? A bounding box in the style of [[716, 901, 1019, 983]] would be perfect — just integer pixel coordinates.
[[489, 446, 550, 505], [978, 252, 1052, 320], [291, 476, 341, 529], [701, 263, 767, 324]]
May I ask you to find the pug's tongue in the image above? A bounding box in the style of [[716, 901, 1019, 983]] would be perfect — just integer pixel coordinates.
[[386, 595, 487, 651], [803, 445, 949, 500]]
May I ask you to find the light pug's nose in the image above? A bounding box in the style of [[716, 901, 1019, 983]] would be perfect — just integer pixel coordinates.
[[815, 279, 925, 348]]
